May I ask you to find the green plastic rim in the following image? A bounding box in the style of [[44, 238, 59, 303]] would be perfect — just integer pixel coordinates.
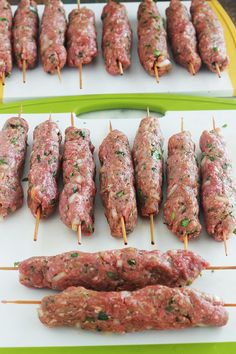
[[0, 94, 236, 116]]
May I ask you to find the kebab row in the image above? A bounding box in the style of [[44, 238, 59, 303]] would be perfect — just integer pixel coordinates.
[[0, 112, 236, 252], [0, 0, 229, 86], [1, 247, 236, 332]]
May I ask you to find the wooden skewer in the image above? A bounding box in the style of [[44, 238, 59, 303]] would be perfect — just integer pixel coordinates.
[[118, 61, 123, 76], [150, 213, 155, 245], [79, 62, 83, 89], [109, 120, 113, 133], [33, 208, 41, 242], [77, 224, 82, 245], [2, 264, 236, 271], [154, 64, 159, 83], [215, 63, 221, 78], [70, 112, 75, 127], [22, 59, 26, 83], [77, 0, 80, 8], [212, 117, 227, 256], [121, 216, 128, 245], [56, 65, 61, 82], [188, 62, 195, 76], [1, 71, 5, 86], [1, 299, 236, 306]]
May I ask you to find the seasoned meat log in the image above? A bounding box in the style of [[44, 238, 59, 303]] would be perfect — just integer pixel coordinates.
[[200, 128, 236, 241], [190, 0, 228, 73], [101, 0, 132, 75], [99, 130, 137, 237], [19, 248, 209, 290], [40, 0, 67, 74], [27, 119, 62, 218], [59, 127, 96, 235], [0, 0, 13, 80], [137, 0, 171, 77], [67, 8, 98, 67], [166, 0, 201, 74], [0, 117, 28, 217], [164, 131, 202, 241], [13, 0, 39, 71], [132, 116, 164, 216], [38, 285, 228, 331]]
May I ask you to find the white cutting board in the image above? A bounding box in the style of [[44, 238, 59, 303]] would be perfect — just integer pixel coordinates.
[[2, 2, 233, 102], [0, 109, 236, 347]]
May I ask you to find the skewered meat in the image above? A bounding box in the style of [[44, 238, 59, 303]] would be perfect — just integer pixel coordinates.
[[67, 7, 98, 67], [27, 119, 62, 218], [99, 129, 137, 237], [164, 131, 202, 241], [132, 116, 164, 216], [40, 0, 67, 74], [190, 0, 228, 73], [101, 0, 132, 75], [200, 128, 236, 241], [38, 285, 228, 331], [166, 0, 201, 74], [59, 127, 96, 235], [19, 248, 209, 290], [0, 117, 28, 217], [0, 0, 13, 80], [137, 0, 171, 77], [13, 0, 39, 71]]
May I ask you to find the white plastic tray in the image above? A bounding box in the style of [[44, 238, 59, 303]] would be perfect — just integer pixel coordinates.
[[2, 2, 233, 102], [0, 109, 236, 347]]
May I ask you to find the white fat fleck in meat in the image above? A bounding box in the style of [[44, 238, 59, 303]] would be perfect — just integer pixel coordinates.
[[116, 260, 123, 267], [167, 184, 178, 197], [68, 194, 78, 204], [75, 175, 82, 184], [157, 59, 171, 68], [215, 195, 229, 203], [111, 208, 118, 219], [52, 272, 66, 282], [121, 291, 131, 299]]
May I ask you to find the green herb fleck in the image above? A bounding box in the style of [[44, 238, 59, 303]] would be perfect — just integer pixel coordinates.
[[22, 177, 28, 182], [107, 271, 117, 279], [222, 123, 227, 128], [151, 149, 161, 161], [50, 198, 56, 206], [70, 253, 78, 258], [10, 137, 17, 145], [116, 191, 124, 198], [0, 17, 8, 22], [36, 154, 41, 162], [233, 229, 236, 235], [98, 311, 109, 321], [14, 261, 20, 267], [207, 143, 212, 148], [115, 151, 125, 157], [171, 211, 176, 221], [213, 47, 218, 52], [0, 159, 7, 165], [165, 297, 174, 312], [85, 316, 95, 323], [73, 187, 78, 193], [44, 151, 50, 156], [79, 131, 86, 139], [181, 218, 190, 227], [153, 49, 161, 58], [127, 259, 136, 266], [152, 167, 157, 172]]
